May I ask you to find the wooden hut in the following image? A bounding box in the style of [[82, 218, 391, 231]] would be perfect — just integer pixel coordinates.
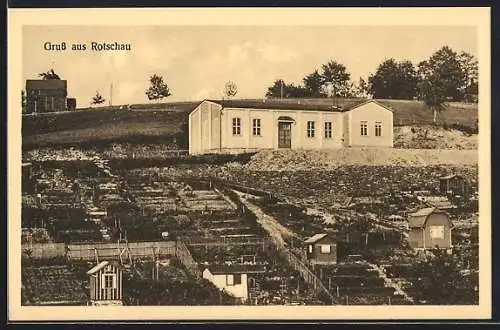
[[87, 260, 123, 306], [439, 174, 470, 198], [304, 233, 338, 265]]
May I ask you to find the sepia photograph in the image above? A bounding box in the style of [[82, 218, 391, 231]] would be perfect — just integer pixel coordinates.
[[8, 7, 491, 321]]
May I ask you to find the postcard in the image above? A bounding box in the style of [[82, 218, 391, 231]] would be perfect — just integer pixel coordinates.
[[8, 7, 491, 321]]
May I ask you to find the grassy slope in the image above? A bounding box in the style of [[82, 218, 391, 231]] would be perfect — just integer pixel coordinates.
[[22, 98, 477, 148], [22, 106, 194, 148]]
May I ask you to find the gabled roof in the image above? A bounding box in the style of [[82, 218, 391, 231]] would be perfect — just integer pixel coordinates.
[[86, 260, 121, 275], [205, 264, 266, 275], [409, 207, 437, 218], [304, 233, 329, 244], [408, 207, 450, 228], [26, 79, 67, 90], [343, 99, 394, 113], [440, 174, 464, 180]]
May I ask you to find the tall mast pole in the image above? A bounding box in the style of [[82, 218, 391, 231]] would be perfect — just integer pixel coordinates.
[[109, 84, 113, 106]]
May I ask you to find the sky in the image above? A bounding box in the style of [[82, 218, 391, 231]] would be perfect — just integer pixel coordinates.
[[23, 25, 478, 107]]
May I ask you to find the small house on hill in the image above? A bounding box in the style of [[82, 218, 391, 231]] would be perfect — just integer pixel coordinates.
[[439, 174, 470, 198], [202, 264, 265, 302], [305, 233, 338, 265], [408, 207, 453, 250], [87, 260, 123, 306], [26, 79, 68, 113]]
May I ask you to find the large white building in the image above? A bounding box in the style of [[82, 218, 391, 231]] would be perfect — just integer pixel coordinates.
[[188, 99, 393, 155]]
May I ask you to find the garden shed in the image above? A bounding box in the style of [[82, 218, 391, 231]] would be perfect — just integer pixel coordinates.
[[408, 207, 453, 250], [439, 174, 470, 197], [304, 233, 338, 265], [202, 264, 265, 302], [87, 260, 123, 306]]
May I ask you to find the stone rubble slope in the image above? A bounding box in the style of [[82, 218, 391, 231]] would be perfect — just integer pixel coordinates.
[[233, 148, 478, 172]]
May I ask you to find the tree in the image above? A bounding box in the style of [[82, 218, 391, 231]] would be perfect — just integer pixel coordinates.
[[145, 74, 172, 102], [458, 51, 478, 102], [320, 60, 351, 97], [398, 60, 419, 99], [411, 248, 478, 304], [368, 59, 418, 99], [265, 79, 308, 98], [417, 46, 466, 122], [418, 79, 448, 123], [338, 81, 357, 98], [21, 90, 27, 113], [303, 70, 327, 98], [356, 77, 371, 98], [265, 79, 286, 98], [286, 83, 309, 98], [38, 69, 61, 80], [91, 91, 106, 105], [418, 46, 465, 101], [224, 81, 238, 99]]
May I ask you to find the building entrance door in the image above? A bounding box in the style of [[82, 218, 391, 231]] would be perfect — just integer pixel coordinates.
[[278, 122, 292, 148]]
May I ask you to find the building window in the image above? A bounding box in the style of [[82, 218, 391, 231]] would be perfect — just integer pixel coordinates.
[[430, 225, 445, 239], [101, 273, 116, 289], [375, 122, 382, 136], [360, 121, 368, 136], [234, 274, 242, 285], [307, 121, 315, 138], [226, 274, 234, 286], [320, 244, 331, 254], [252, 118, 261, 136], [324, 122, 333, 139], [308, 245, 313, 253], [232, 118, 241, 136]]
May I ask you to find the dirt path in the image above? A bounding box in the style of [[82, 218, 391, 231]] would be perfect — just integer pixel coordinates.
[[368, 263, 414, 303], [235, 191, 300, 248]]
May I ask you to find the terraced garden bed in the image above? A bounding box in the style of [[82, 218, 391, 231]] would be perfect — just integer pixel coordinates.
[[22, 263, 90, 305]]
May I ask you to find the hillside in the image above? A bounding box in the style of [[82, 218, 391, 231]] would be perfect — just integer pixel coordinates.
[[22, 98, 478, 149], [22, 107, 193, 149]]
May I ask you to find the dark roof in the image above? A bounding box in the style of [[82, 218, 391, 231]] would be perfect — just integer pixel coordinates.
[[26, 79, 67, 90], [205, 264, 266, 275], [199, 99, 395, 114], [204, 99, 357, 112], [203, 98, 394, 113], [408, 207, 450, 228]]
